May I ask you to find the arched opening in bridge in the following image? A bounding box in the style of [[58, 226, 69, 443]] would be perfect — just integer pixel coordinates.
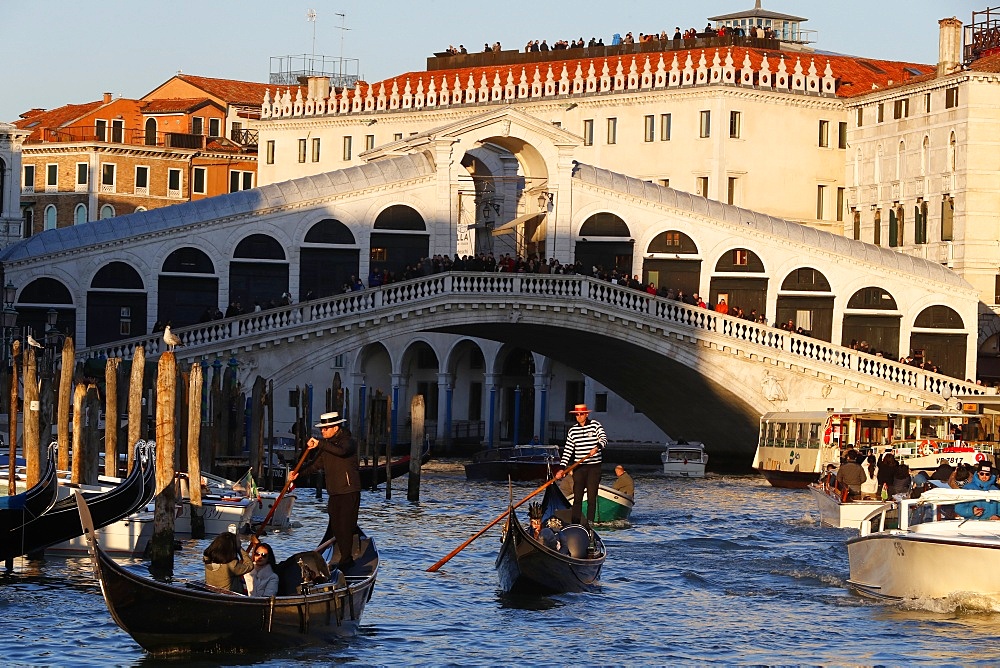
[[371, 205, 428, 280], [158, 247, 218, 327], [87, 262, 146, 346], [776, 267, 833, 340], [446, 340, 487, 444], [578, 213, 633, 276], [400, 341, 440, 442], [498, 347, 536, 445], [710, 248, 767, 318], [910, 305, 966, 379], [300, 218, 359, 299], [16, 277, 75, 342], [842, 287, 900, 359], [643, 230, 699, 297], [230, 233, 289, 311]]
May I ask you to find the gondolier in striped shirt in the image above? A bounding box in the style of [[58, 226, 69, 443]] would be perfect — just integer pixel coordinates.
[[555, 403, 607, 528]]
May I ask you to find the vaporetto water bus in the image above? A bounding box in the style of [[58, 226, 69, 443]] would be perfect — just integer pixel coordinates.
[[753, 408, 1000, 489]]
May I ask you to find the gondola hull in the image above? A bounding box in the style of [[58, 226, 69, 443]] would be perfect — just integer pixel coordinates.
[[1, 442, 155, 561], [0, 444, 59, 543], [76, 491, 378, 654], [495, 485, 605, 595]]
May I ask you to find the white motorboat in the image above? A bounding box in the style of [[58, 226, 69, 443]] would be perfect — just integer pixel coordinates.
[[661, 441, 708, 477], [46, 510, 154, 558], [807, 479, 895, 530], [847, 488, 1000, 600], [179, 470, 296, 529]]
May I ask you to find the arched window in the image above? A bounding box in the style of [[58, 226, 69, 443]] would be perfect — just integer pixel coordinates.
[[234, 234, 286, 259], [373, 205, 426, 231], [304, 218, 356, 244], [847, 287, 897, 310], [914, 305, 963, 329], [162, 247, 215, 274], [134, 206, 147, 213], [648, 230, 697, 254], [43, 204, 57, 230], [144, 118, 157, 146], [780, 267, 831, 291], [92, 261, 145, 289], [99, 204, 115, 219], [74, 203, 87, 225], [579, 212, 630, 238]]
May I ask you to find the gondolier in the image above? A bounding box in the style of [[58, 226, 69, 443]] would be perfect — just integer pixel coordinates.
[[289, 412, 361, 571], [555, 403, 607, 527]]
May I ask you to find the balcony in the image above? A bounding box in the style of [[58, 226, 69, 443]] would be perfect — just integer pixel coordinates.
[[231, 128, 258, 148], [134, 186, 149, 197]]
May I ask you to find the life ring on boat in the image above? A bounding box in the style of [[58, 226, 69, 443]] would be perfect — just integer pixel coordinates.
[[918, 440, 938, 457], [976, 452, 987, 463]]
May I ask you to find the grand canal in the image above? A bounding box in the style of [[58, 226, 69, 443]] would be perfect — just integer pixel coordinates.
[[3, 461, 1000, 666]]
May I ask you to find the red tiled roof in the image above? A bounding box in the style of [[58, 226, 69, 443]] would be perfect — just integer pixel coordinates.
[[969, 52, 1000, 73], [174, 74, 271, 106], [13, 100, 105, 131], [140, 97, 218, 114], [334, 47, 934, 103]]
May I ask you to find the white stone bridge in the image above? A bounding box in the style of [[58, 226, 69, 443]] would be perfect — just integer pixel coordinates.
[[81, 272, 986, 463]]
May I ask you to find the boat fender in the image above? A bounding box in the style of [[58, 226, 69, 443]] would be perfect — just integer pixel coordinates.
[[558, 525, 591, 559]]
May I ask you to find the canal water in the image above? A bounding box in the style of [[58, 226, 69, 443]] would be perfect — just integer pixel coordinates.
[[3, 461, 1000, 666]]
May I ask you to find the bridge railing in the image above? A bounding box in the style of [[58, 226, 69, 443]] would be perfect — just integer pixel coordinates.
[[79, 272, 983, 401]]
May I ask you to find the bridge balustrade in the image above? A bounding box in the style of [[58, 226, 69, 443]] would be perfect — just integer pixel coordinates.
[[79, 272, 984, 401]]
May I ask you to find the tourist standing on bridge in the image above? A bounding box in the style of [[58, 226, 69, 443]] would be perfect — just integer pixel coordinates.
[[289, 412, 361, 571], [555, 404, 607, 528]]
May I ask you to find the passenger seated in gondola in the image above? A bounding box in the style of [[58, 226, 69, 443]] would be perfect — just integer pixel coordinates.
[[527, 502, 545, 540], [527, 502, 561, 550], [245, 542, 279, 597], [203, 532, 255, 592]]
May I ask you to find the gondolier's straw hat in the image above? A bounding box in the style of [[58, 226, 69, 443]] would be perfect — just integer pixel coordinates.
[[315, 412, 346, 428], [569, 404, 590, 414]]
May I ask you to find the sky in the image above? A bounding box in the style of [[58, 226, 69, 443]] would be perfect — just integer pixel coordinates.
[[0, 0, 972, 123]]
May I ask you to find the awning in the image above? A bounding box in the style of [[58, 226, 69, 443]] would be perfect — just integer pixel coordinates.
[[491, 212, 546, 236]]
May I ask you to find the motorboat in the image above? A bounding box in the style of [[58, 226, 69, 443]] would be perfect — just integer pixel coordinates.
[[847, 488, 1000, 600], [559, 478, 633, 522], [661, 440, 708, 477], [807, 475, 895, 530], [465, 444, 560, 482], [183, 470, 296, 530]]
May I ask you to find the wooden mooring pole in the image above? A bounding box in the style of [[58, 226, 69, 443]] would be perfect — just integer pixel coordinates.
[[150, 352, 177, 577], [187, 363, 204, 539], [126, 346, 145, 474], [408, 395, 424, 502]]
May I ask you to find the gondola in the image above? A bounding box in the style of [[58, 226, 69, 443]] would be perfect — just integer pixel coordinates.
[[76, 490, 379, 654], [359, 445, 431, 489], [464, 444, 560, 482], [0, 441, 156, 561], [495, 483, 606, 595], [0, 443, 59, 540]]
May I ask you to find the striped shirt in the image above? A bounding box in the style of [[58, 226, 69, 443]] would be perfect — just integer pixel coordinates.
[[561, 419, 608, 467]]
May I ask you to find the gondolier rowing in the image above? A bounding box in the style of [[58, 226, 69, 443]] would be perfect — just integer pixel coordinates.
[[554, 403, 607, 529]]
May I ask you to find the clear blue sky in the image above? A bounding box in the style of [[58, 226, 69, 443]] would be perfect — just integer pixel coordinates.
[[1, 0, 970, 123]]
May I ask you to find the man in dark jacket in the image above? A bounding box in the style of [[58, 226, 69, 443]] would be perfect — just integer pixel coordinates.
[[289, 412, 361, 570], [836, 450, 866, 499]]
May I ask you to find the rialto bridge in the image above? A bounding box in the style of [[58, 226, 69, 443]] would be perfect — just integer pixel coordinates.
[[0, 108, 984, 464]]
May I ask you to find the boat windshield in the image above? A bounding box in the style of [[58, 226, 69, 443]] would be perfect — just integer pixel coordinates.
[[667, 449, 703, 461], [513, 445, 560, 460]]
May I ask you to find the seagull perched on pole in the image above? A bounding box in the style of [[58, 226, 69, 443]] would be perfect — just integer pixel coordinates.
[[163, 325, 182, 351], [26, 335, 43, 349]]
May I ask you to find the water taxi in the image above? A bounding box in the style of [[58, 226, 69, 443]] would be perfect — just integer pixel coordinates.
[[661, 440, 709, 478]]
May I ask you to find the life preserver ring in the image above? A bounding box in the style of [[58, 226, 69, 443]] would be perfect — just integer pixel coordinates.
[[976, 452, 987, 462]]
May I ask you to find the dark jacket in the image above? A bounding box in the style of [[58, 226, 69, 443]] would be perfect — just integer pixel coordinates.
[[298, 428, 361, 495]]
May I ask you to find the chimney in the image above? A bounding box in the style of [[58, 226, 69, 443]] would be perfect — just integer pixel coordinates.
[[103, 92, 113, 104], [938, 17, 963, 76]]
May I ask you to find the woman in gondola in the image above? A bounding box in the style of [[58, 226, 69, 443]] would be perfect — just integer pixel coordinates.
[[203, 532, 255, 592], [245, 542, 279, 597]]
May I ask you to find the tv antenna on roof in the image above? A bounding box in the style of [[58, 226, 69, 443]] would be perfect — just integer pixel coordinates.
[[335, 12, 350, 80], [306, 8, 317, 59]]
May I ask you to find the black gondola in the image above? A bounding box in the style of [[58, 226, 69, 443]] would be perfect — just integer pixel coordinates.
[[0, 443, 59, 541], [359, 446, 431, 489], [495, 483, 606, 595], [75, 490, 379, 654], [0, 441, 155, 561], [465, 445, 560, 482]]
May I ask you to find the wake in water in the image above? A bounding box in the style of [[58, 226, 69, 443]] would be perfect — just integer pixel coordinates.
[[899, 592, 1000, 614]]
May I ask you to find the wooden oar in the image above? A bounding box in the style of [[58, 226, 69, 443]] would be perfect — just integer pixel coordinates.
[[426, 447, 598, 572], [253, 443, 315, 539]]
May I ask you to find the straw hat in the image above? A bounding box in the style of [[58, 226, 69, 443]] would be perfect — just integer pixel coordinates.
[[569, 404, 590, 415], [314, 412, 346, 428]]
